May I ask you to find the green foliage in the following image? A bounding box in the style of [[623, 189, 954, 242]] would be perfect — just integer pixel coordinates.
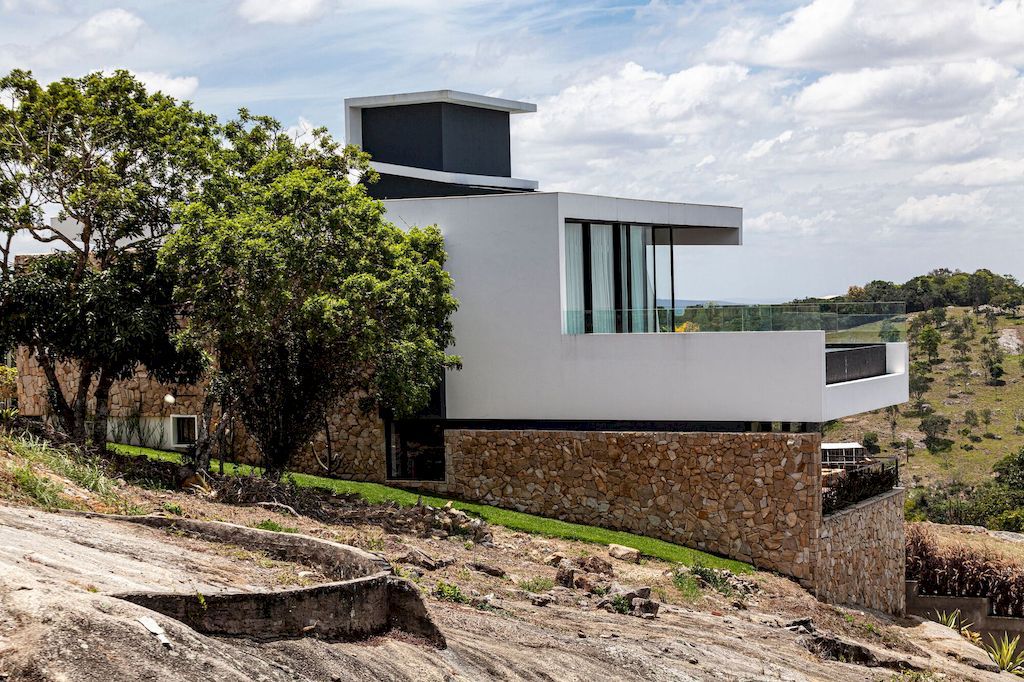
[[917, 325, 942, 363], [0, 69, 216, 444], [797, 269, 1024, 313], [251, 519, 298, 533], [964, 409, 980, 428], [984, 633, 1024, 673], [11, 463, 70, 509], [931, 608, 963, 630], [671, 567, 702, 600], [163, 112, 459, 478], [433, 580, 469, 603], [862, 431, 880, 454], [0, 365, 16, 402], [979, 334, 1006, 385], [517, 577, 554, 593], [918, 414, 951, 453], [161, 502, 183, 516], [689, 559, 734, 595], [609, 594, 632, 614]]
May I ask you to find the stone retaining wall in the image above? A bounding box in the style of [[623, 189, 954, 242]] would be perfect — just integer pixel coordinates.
[[415, 429, 823, 582], [815, 488, 906, 615], [16, 348, 386, 481]]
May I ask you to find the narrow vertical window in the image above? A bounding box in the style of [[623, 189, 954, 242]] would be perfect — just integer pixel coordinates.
[[589, 223, 615, 333], [629, 225, 651, 332], [564, 222, 584, 334]]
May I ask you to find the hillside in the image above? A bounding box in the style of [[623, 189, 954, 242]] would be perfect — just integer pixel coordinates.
[[827, 307, 1024, 489], [0, 432, 1006, 681]]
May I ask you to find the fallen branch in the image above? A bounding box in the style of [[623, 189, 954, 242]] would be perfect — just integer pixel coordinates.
[[255, 501, 300, 517]]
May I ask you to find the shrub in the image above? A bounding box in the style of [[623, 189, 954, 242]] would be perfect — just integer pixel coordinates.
[[906, 525, 1024, 617], [433, 580, 469, 603], [671, 567, 702, 600], [862, 432, 880, 454], [518, 577, 554, 593], [251, 519, 298, 533], [822, 461, 899, 515], [690, 559, 734, 596]]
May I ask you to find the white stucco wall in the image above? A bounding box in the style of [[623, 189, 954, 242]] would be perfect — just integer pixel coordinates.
[[383, 192, 904, 424]]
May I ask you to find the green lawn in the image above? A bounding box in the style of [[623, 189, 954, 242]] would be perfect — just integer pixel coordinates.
[[108, 442, 751, 572]]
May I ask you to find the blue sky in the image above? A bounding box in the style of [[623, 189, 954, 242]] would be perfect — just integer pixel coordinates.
[[2, 0, 1022, 300]]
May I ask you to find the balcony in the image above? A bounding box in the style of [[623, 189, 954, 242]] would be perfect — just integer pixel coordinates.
[[565, 302, 907, 344]]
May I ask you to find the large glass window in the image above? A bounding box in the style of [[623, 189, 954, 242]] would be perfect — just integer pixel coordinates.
[[564, 221, 681, 334]]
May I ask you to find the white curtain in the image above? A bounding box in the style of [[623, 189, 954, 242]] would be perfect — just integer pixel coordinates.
[[590, 224, 615, 333], [629, 225, 650, 332], [564, 222, 584, 334]]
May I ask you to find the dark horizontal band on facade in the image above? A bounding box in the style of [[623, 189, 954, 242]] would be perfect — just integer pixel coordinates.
[[394, 418, 822, 434]]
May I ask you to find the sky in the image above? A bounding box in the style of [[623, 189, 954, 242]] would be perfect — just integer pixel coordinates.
[[1, 0, 1022, 300]]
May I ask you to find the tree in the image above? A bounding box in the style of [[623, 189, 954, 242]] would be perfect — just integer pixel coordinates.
[[163, 112, 460, 478], [862, 431, 880, 454], [950, 335, 972, 392], [0, 249, 205, 443], [964, 409, 979, 429], [884, 404, 900, 444], [0, 69, 217, 445], [982, 408, 993, 427], [917, 325, 941, 364], [919, 414, 951, 453], [909, 369, 931, 409], [979, 334, 1005, 385]]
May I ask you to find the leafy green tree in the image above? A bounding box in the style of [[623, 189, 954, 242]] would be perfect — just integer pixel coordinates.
[[163, 112, 459, 478], [862, 431, 880, 454], [0, 250, 205, 443], [917, 325, 941, 364], [919, 413, 951, 453], [909, 368, 931, 409], [964, 409, 979, 429], [0, 69, 217, 444], [979, 334, 1005, 385], [982, 408, 993, 427]]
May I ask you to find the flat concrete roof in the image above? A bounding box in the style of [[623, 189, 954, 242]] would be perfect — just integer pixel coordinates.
[[344, 90, 536, 114]]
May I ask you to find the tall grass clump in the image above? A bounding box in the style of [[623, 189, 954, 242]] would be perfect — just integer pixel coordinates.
[[906, 525, 1024, 617]]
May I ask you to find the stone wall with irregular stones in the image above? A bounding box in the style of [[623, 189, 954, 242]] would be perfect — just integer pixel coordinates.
[[416, 429, 823, 582], [15, 347, 387, 482], [815, 488, 906, 616]]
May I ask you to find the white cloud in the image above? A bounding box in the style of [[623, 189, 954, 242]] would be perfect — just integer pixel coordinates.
[[827, 117, 985, 162], [893, 191, 990, 225], [285, 116, 316, 140], [793, 60, 1016, 123], [914, 158, 1024, 187], [68, 8, 144, 53], [745, 130, 792, 160], [238, 0, 327, 24], [695, 154, 715, 169], [708, 0, 1024, 69], [131, 71, 199, 99], [746, 210, 835, 237]]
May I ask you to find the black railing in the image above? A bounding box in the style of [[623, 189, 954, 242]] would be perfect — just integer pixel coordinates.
[[825, 344, 888, 384], [822, 458, 899, 516]]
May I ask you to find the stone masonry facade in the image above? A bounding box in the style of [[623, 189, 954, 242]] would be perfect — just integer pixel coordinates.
[[15, 348, 386, 482], [413, 428, 906, 614], [418, 429, 823, 582], [816, 488, 906, 615]]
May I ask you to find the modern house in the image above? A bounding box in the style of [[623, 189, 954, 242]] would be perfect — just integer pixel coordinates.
[[16, 90, 910, 614]]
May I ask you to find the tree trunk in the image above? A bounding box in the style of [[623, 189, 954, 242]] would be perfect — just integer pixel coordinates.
[[191, 393, 217, 472], [91, 370, 115, 450], [69, 358, 94, 445], [34, 346, 75, 436]]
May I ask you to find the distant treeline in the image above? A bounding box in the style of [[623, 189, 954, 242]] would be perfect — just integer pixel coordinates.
[[795, 268, 1024, 312]]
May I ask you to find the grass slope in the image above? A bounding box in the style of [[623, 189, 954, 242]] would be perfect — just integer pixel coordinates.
[[827, 307, 1024, 487], [108, 442, 751, 572]]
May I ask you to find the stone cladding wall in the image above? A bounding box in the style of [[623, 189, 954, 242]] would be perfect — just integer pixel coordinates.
[[816, 488, 906, 615], [416, 429, 823, 582], [15, 347, 386, 482]]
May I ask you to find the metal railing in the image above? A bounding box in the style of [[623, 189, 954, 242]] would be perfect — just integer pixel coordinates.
[[822, 457, 900, 516]]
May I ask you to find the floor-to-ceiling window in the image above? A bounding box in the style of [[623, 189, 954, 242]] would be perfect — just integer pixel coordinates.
[[564, 221, 675, 334]]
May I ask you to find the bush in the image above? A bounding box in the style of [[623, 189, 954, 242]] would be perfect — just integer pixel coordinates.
[[518, 577, 554, 593], [906, 525, 1024, 617], [862, 432, 880, 454], [433, 580, 469, 603]]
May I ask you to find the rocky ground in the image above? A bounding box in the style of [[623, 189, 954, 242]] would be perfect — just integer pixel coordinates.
[[0, 452, 1011, 681]]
